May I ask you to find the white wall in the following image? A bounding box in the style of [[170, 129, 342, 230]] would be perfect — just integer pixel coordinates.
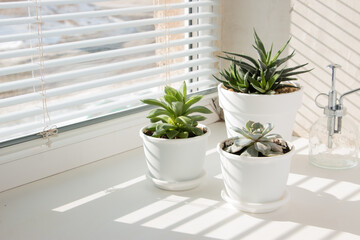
[[219, 0, 360, 137], [220, 0, 290, 63], [289, 0, 360, 137]]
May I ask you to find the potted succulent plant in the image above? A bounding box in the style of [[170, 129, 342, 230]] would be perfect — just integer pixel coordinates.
[[140, 82, 212, 191], [214, 30, 312, 140], [217, 121, 295, 213]]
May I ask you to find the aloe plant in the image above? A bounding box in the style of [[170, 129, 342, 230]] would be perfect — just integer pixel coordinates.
[[214, 29, 311, 94], [141, 82, 212, 139], [224, 121, 290, 157]]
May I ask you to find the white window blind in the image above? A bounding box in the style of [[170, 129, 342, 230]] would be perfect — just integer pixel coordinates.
[[0, 0, 218, 145]]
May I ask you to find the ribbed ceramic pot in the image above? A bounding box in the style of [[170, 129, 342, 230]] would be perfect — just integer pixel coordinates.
[[218, 84, 303, 141], [217, 138, 295, 213], [140, 124, 210, 190]]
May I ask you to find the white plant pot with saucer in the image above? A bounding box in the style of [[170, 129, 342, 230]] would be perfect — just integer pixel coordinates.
[[218, 83, 303, 141], [140, 124, 210, 191], [217, 138, 295, 213]]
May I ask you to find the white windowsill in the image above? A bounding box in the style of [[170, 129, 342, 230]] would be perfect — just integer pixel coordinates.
[[0, 121, 359, 240], [0, 93, 219, 192]]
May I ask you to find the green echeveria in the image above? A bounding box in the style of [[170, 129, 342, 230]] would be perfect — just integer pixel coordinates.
[[225, 120, 289, 157], [141, 81, 212, 139]]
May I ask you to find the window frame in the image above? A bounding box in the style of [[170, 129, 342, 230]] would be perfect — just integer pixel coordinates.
[[0, 1, 219, 149]]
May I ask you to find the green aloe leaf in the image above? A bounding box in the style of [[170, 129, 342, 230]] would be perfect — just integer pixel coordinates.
[[267, 72, 281, 90], [279, 77, 297, 81], [271, 50, 295, 67], [269, 37, 291, 65], [281, 69, 312, 77], [266, 43, 273, 64], [253, 30, 267, 58], [253, 45, 267, 63], [281, 63, 309, 74], [219, 56, 257, 73], [223, 51, 259, 68]]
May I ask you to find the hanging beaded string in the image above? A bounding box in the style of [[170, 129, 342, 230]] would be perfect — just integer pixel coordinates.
[[28, 1, 36, 93], [34, 0, 58, 146]]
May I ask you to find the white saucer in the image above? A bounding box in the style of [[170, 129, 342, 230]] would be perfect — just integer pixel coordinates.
[[221, 189, 290, 213], [146, 171, 206, 191]]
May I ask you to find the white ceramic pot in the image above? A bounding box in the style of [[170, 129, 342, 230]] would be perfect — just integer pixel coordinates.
[[218, 84, 303, 141], [217, 138, 295, 213], [140, 124, 210, 190]]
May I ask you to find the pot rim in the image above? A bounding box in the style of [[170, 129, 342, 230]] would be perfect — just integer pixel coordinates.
[[217, 83, 303, 97], [217, 137, 295, 162], [140, 123, 211, 143]]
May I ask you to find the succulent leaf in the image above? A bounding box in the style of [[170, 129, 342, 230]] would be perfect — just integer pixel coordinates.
[[173, 102, 184, 117], [166, 130, 179, 139], [190, 115, 207, 122], [185, 105, 212, 115], [180, 82, 187, 102], [178, 131, 189, 138], [147, 109, 171, 118], [234, 138, 253, 147], [254, 142, 271, 156]]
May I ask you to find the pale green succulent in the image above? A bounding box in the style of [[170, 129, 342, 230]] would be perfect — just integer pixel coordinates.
[[214, 29, 312, 94], [141, 82, 212, 139], [224, 121, 290, 157]]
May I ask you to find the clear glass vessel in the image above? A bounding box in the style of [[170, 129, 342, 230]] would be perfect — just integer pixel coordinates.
[[309, 115, 359, 169]]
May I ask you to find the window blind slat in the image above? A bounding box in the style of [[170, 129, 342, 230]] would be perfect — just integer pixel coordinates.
[[0, 57, 216, 109], [0, 12, 217, 43], [0, 24, 216, 59], [0, 0, 217, 9], [0, 35, 216, 77], [0, 77, 216, 140], [0, 1, 217, 25], [0, 46, 216, 93], [0, 58, 217, 123]]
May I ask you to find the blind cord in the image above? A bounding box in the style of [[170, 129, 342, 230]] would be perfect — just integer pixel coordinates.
[[164, 0, 170, 86], [34, 0, 58, 146]]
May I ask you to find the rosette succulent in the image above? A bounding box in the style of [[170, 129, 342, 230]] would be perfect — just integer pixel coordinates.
[[224, 121, 291, 157], [214, 29, 312, 94], [141, 82, 212, 139]]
